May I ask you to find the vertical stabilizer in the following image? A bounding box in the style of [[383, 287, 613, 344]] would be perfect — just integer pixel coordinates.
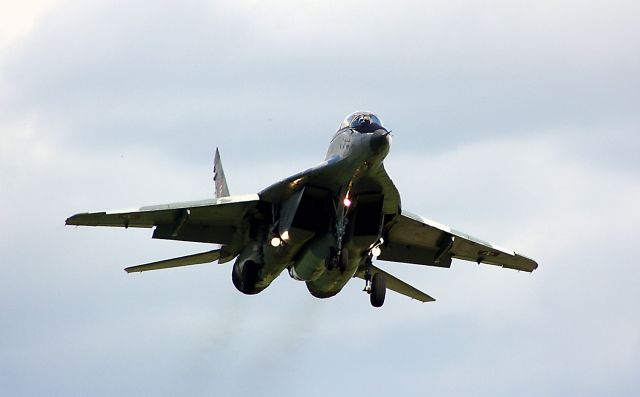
[[213, 148, 230, 198]]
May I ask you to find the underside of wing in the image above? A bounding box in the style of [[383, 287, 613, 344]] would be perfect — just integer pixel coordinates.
[[65, 194, 262, 246], [380, 211, 538, 272]]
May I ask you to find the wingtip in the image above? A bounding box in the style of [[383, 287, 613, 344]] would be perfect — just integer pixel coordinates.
[[66, 212, 93, 226], [513, 252, 539, 272], [65, 214, 80, 226], [526, 257, 539, 272], [124, 265, 144, 273]]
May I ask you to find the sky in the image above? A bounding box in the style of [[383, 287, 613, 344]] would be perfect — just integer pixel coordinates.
[[1, 0, 639, 395]]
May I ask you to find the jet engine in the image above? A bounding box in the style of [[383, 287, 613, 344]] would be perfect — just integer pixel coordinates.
[[231, 243, 264, 295], [288, 233, 334, 281]]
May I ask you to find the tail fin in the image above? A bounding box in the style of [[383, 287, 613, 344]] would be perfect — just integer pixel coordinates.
[[213, 148, 230, 198]]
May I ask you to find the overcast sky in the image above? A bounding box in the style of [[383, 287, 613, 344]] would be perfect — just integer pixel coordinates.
[[1, 1, 639, 396]]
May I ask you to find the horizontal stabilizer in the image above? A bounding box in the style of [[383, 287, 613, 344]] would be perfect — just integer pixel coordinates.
[[355, 264, 435, 303], [125, 249, 221, 273]]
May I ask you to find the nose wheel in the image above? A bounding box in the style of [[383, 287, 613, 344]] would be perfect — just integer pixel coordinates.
[[363, 259, 386, 307]]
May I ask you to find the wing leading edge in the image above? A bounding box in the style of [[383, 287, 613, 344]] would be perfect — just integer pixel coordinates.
[[65, 194, 261, 246]]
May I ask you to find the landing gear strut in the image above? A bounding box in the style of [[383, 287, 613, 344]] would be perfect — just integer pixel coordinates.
[[329, 190, 353, 273], [363, 257, 386, 307], [328, 247, 349, 273]]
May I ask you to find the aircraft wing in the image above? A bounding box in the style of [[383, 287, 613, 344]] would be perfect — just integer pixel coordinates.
[[65, 194, 261, 246], [379, 210, 538, 272]]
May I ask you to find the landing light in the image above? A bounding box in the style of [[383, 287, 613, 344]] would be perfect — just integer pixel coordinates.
[[343, 198, 352, 207], [371, 246, 382, 257], [281, 230, 290, 241], [270, 237, 282, 247]]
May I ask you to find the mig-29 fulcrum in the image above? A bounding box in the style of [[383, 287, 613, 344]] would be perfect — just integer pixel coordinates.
[[66, 111, 538, 307]]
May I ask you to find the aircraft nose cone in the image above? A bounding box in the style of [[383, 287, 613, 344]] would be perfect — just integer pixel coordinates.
[[370, 130, 390, 155]]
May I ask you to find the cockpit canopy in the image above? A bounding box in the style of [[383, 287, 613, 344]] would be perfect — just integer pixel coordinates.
[[338, 111, 385, 133]]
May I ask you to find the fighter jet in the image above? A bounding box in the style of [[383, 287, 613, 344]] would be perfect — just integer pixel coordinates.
[[66, 111, 538, 307]]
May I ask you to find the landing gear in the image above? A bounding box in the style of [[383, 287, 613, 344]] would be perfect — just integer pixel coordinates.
[[363, 257, 386, 307], [329, 190, 351, 273], [370, 272, 386, 307], [338, 249, 348, 272], [327, 247, 349, 273]]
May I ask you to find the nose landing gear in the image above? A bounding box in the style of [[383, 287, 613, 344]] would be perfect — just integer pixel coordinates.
[[327, 246, 349, 273]]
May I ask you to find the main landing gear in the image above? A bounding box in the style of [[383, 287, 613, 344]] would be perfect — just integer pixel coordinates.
[[363, 258, 386, 308]]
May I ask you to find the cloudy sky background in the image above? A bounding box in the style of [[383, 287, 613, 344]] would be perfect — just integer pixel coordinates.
[[1, 0, 639, 395]]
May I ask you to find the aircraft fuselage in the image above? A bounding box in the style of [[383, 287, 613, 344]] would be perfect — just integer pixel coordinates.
[[231, 118, 392, 298]]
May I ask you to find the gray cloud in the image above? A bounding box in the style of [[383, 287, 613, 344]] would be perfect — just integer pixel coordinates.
[[3, 0, 638, 161]]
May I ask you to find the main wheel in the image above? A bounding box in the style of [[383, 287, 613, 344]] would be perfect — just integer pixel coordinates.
[[370, 272, 386, 307]]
